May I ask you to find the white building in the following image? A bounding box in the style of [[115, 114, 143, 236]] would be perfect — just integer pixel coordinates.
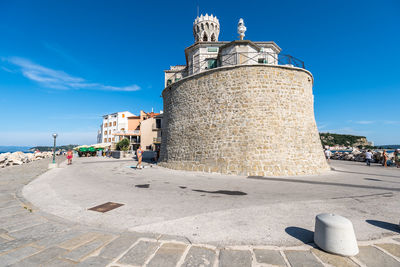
[[99, 111, 135, 145], [164, 14, 289, 87]]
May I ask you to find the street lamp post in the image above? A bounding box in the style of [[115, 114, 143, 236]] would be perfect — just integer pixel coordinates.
[[52, 133, 58, 164]]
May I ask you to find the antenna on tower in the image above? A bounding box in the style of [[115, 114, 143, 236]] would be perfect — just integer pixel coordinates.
[[197, 4, 199, 17]]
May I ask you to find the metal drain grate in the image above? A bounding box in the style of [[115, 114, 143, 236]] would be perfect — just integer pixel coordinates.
[[88, 202, 124, 213]]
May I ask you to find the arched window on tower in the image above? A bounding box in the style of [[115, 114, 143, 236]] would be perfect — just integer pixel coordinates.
[[206, 22, 209, 29], [211, 23, 214, 30], [203, 33, 208, 42], [196, 25, 200, 32], [201, 23, 204, 30], [211, 33, 216, 42]]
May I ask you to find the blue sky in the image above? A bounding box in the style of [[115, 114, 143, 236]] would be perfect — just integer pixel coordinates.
[[0, 0, 399, 146]]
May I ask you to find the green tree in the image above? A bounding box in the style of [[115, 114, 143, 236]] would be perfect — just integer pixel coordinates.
[[116, 138, 130, 151]]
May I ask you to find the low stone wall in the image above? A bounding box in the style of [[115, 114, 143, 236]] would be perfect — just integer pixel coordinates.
[[0, 151, 53, 168], [160, 64, 330, 176]]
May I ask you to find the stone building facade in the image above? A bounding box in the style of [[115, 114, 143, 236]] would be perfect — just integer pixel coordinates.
[[159, 15, 329, 176]]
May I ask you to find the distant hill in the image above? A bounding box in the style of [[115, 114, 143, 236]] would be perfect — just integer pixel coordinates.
[[319, 133, 373, 148], [29, 144, 79, 152], [0, 146, 31, 153], [375, 145, 400, 149]]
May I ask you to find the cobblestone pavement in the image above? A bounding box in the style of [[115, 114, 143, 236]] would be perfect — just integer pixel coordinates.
[[1, 159, 400, 266]]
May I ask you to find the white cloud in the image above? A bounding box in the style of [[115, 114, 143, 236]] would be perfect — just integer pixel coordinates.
[[1, 57, 140, 92], [383, 120, 400, 125], [355, 120, 375, 125], [1, 66, 14, 73]]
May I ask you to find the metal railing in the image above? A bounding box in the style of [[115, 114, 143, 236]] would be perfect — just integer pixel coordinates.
[[189, 52, 305, 75], [153, 137, 162, 143], [219, 51, 304, 69], [113, 130, 140, 136], [166, 51, 305, 87], [152, 122, 162, 131]]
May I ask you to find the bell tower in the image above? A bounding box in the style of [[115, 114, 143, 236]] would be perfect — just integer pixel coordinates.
[[193, 14, 220, 42]]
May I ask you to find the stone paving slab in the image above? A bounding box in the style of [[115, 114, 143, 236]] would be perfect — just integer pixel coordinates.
[[63, 239, 107, 262], [58, 232, 102, 250], [376, 243, 400, 258], [10, 222, 68, 240], [219, 249, 252, 267], [75, 256, 111, 266], [147, 243, 187, 267], [62, 234, 114, 263], [45, 258, 77, 267], [0, 237, 39, 254], [34, 229, 86, 248], [0, 213, 36, 228], [356, 246, 400, 267], [4, 217, 47, 233], [98, 232, 141, 260], [311, 248, 358, 267], [0, 236, 9, 244], [10, 246, 69, 266], [285, 250, 324, 267], [254, 249, 286, 266], [181, 246, 216, 267], [0, 200, 20, 209], [0, 193, 14, 202], [158, 234, 192, 244], [0, 246, 39, 266], [0, 205, 26, 217], [117, 240, 160, 266]]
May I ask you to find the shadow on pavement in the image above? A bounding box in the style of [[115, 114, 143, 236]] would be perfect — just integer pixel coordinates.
[[285, 226, 314, 244], [192, 189, 247, 196], [366, 220, 400, 233], [82, 159, 135, 164], [364, 178, 400, 184], [247, 176, 400, 192], [333, 169, 400, 179]]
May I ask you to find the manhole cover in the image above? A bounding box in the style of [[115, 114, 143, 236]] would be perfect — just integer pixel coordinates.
[[88, 202, 124, 213]]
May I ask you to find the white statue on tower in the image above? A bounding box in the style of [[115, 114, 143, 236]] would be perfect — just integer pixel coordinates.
[[237, 18, 246, 40]]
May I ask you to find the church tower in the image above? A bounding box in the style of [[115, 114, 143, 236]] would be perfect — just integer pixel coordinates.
[[193, 14, 220, 42]]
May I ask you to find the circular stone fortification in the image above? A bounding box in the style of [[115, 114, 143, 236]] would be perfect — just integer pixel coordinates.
[[160, 65, 329, 176]]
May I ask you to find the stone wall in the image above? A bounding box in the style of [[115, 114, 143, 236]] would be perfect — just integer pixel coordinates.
[[160, 64, 330, 176]]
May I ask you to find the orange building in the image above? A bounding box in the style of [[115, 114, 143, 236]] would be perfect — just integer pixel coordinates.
[[112, 110, 162, 151]]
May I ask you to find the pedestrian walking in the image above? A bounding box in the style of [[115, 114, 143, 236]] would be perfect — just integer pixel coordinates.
[[324, 149, 332, 162], [66, 149, 73, 165], [136, 146, 144, 169], [365, 150, 372, 166]]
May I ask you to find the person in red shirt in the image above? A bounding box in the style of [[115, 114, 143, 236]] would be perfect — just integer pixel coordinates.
[[66, 149, 73, 165]]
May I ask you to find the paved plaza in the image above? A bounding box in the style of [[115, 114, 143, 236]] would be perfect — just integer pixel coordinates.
[[0, 157, 400, 266]]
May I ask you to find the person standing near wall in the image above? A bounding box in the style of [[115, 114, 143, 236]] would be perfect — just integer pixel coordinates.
[[394, 149, 400, 168], [136, 146, 144, 169], [382, 150, 388, 167], [324, 149, 332, 162]]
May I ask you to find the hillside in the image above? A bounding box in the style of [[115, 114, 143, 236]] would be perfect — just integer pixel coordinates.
[[319, 133, 372, 148], [29, 144, 78, 152]]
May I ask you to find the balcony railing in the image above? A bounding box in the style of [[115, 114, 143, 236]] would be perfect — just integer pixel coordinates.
[[166, 51, 305, 87], [153, 137, 162, 143], [113, 130, 140, 136], [152, 122, 162, 131]]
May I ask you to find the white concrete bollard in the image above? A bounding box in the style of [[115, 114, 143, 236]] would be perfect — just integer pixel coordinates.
[[314, 213, 359, 256]]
